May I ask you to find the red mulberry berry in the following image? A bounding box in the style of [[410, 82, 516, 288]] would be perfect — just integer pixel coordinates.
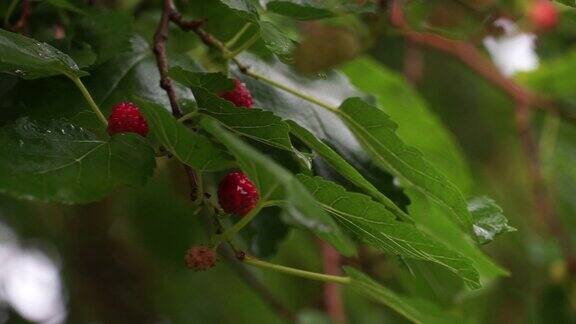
[[185, 245, 216, 271], [218, 171, 259, 216], [530, 0, 558, 30], [218, 79, 254, 108], [107, 102, 149, 137]]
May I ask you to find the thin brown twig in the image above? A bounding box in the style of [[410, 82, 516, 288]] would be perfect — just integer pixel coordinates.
[[168, 9, 228, 54], [320, 241, 347, 324], [389, 0, 576, 273], [403, 39, 423, 84], [153, 0, 182, 117], [13, 0, 30, 34]]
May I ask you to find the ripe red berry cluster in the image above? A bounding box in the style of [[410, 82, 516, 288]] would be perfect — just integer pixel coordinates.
[[107, 101, 149, 137], [218, 79, 254, 108], [185, 245, 216, 271], [530, 0, 558, 30], [218, 171, 259, 217]]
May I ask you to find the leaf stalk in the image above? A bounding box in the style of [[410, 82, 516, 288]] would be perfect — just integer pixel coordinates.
[[70, 76, 108, 127], [243, 256, 351, 284]]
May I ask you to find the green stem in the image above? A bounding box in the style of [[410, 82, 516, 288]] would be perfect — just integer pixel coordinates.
[[212, 202, 264, 248], [70, 76, 108, 127], [4, 0, 20, 27], [225, 33, 260, 59], [245, 70, 339, 112], [225, 22, 253, 48], [244, 256, 351, 284], [177, 111, 197, 123]]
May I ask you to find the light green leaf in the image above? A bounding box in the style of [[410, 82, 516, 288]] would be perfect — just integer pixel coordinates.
[[0, 29, 86, 79], [341, 57, 472, 193], [519, 50, 576, 110], [299, 175, 480, 289], [407, 189, 508, 278], [259, 21, 295, 62], [345, 267, 463, 324], [288, 121, 409, 221], [337, 98, 473, 234], [136, 98, 233, 171], [469, 196, 516, 245], [201, 117, 356, 256], [0, 118, 154, 204]]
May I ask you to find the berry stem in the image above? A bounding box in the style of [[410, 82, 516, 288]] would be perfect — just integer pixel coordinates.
[[225, 33, 260, 59], [212, 202, 263, 249], [70, 76, 108, 127], [225, 22, 253, 48], [244, 70, 339, 112], [177, 111, 197, 123], [243, 256, 351, 285]]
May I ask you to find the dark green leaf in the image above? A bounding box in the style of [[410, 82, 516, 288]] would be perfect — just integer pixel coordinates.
[[169, 67, 234, 92], [75, 10, 134, 64], [87, 36, 194, 113], [266, 0, 335, 20], [0, 118, 154, 203], [201, 117, 356, 256], [0, 29, 86, 79], [46, 0, 84, 13], [337, 98, 473, 234], [192, 87, 294, 151], [137, 99, 233, 171], [218, 0, 259, 20], [266, 0, 375, 20], [299, 175, 480, 288], [345, 267, 462, 324]]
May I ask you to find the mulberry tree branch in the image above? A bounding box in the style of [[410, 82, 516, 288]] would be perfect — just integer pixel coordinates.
[[155, 3, 297, 319], [153, 0, 182, 117]]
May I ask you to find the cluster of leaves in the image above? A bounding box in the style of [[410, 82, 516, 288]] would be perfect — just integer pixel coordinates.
[[6, 0, 563, 322]]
